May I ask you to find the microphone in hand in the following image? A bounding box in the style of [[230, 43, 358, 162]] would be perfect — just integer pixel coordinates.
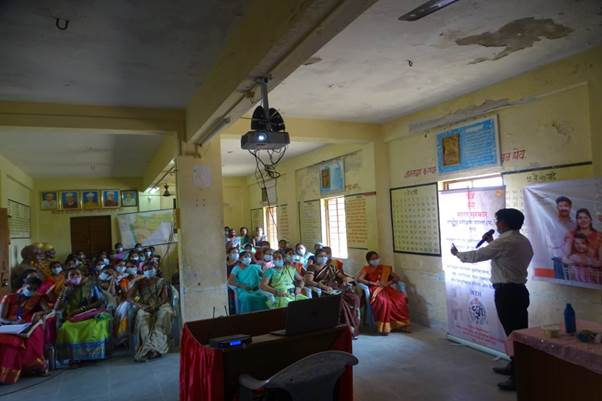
[[476, 229, 495, 248]]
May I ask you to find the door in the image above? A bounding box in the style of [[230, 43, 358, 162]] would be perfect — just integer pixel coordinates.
[[70, 216, 112, 256], [0, 209, 9, 297]]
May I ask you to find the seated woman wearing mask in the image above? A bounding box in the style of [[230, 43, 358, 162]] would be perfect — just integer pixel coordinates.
[[55, 268, 110, 364], [39, 261, 66, 304], [294, 243, 314, 269], [113, 242, 128, 261], [97, 266, 118, 309], [260, 251, 307, 308], [356, 251, 410, 335], [127, 263, 174, 361], [305, 250, 360, 338], [227, 251, 268, 313], [0, 276, 49, 383], [258, 248, 275, 272], [114, 260, 139, 346]]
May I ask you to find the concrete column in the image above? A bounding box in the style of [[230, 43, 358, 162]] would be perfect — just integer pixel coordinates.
[[176, 138, 227, 323]]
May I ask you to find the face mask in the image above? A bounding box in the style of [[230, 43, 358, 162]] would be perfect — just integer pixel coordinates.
[[241, 257, 252, 265], [250, 247, 256, 254], [143, 268, 156, 279], [229, 253, 239, 261], [369, 259, 381, 267], [274, 260, 284, 268], [264, 255, 273, 262], [74, 260, 81, 267], [96, 265, 104, 271], [99, 272, 110, 281], [135, 247, 142, 252], [103, 258, 110, 265], [116, 266, 126, 273], [293, 255, 301, 262], [285, 256, 294, 263], [116, 247, 124, 252], [317, 256, 328, 265], [145, 251, 152, 257], [52, 266, 63, 275], [21, 287, 34, 297], [127, 267, 138, 275], [131, 257, 139, 262], [69, 277, 82, 286], [296, 248, 306, 256]]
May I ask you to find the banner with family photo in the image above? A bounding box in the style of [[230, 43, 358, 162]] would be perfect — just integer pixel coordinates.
[[439, 187, 507, 353], [524, 177, 602, 289]]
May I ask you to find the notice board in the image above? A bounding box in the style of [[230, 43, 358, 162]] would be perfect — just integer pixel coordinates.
[[390, 183, 440, 256], [299, 200, 322, 246]]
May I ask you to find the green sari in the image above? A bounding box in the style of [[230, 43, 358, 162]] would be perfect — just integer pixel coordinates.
[[264, 266, 307, 309]]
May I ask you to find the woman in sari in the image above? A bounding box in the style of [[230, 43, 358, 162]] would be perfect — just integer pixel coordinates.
[[114, 260, 140, 346], [0, 276, 49, 384], [55, 268, 110, 364], [227, 251, 268, 313], [305, 250, 361, 338], [128, 263, 173, 362], [357, 251, 410, 335], [260, 251, 307, 308], [39, 261, 65, 303]]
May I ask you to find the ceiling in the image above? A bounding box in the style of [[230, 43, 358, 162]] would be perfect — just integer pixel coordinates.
[[269, 0, 602, 122], [220, 138, 326, 177], [0, 0, 246, 107], [0, 127, 166, 177]]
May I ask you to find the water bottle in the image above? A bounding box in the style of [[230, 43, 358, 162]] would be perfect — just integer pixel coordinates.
[[564, 303, 576, 334]]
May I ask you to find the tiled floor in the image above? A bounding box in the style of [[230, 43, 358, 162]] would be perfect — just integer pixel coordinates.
[[2, 325, 515, 401]]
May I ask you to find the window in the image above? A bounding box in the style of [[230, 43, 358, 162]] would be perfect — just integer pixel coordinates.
[[322, 196, 348, 258], [443, 175, 503, 191], [264, 206, 278, 247]]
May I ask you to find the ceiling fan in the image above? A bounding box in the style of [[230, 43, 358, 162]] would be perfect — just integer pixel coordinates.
[[399, 0, 461, 21]]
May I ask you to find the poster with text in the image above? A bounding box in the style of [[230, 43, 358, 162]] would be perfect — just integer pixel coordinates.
[[523, 177, 602, 289], [319, 158, 345, 196], [440, 187, 507, 353]]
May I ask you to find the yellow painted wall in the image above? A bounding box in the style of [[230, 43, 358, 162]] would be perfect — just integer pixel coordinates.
[[0, 154, 34, 267], [33, 177, 142, 261], [222, 176, 250, 231], [383, 46, 602, 330]]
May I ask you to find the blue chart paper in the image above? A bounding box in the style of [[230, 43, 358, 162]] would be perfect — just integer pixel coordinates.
[[436, 117, 500, 174], [320, 158, 345, 196]]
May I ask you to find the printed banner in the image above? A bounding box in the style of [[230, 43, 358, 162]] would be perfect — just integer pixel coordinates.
[[524, 177, 602, 289], [440, 187, 507, 353]]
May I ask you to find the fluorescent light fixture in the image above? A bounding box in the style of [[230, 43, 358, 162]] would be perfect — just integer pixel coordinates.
[[399, 0, 460, 21]]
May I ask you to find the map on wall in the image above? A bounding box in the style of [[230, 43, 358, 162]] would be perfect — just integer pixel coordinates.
[[300, 200, 322, 246], [117, 209, 175, 249], [390, 183, 441, 256]]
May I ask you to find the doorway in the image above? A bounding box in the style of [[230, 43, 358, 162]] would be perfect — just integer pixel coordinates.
[[70, 216, 112, 256]]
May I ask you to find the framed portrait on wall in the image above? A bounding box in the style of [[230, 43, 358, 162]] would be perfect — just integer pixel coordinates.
[[121, 190, 138, 207], [40, 192, 58, 210], [102, 189, 120, 208], [82, 190, 101, 209], [60, 191, 80, 209]]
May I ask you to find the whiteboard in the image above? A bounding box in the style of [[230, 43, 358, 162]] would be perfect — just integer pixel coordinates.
[[390, 183, 441, 256]]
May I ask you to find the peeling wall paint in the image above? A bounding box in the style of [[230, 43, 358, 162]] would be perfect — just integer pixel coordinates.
[[456, 17, 574, 64]]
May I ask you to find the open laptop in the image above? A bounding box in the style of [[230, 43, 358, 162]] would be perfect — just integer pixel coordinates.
[[271, 295, 341, 336]]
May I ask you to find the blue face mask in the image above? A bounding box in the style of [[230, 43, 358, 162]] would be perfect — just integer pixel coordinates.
[[127, 267, 138, 275], [229, 253, 239, 261], [263, 255, 273, 262], [143, 268, 156, 279], [241, 257, 252, 265], [99, 272, 111, 281], [317, 256, 328, 265], [273, 260, 284, 268], [21, 287, 34, 297]]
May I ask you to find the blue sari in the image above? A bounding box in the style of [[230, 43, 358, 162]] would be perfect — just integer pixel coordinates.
[[230, 264, 267, 313]]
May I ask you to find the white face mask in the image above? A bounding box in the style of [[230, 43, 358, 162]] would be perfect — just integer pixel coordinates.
[[131, 257, 139, 262], [229, 253, 239, 261], [369, 259, 381, 267], [52, 266, 63, 275], [241, 257, 252, 265], [296, 248, 306, 256], [263, 255, 273, 262], [103, 258, 110, 265], [21, 287, 34, 297]]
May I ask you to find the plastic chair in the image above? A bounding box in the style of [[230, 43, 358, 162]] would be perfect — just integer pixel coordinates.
[[357, 281, 406, 330], [227, 283, 274, 314], [239, 351, 358, 401]]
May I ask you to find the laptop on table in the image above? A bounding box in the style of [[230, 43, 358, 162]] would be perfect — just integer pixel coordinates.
[[271, 294, 341, 336]]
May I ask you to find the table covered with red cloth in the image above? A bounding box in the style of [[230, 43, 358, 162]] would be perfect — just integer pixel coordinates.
[[180, 308, 353, 401]]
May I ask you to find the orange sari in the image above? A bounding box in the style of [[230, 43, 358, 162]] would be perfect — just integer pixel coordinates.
[[360, 264, 410, 334]]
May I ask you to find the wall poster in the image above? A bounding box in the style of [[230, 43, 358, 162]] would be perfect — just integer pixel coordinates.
[[439, 186, 507, 353], [524, 177, 602, 289], [299, 200, 322, 247], [345, 194, 370, 249], [436, 116, 500, 174], [319, 158, 345, 196], [390, 183, 440, 256]]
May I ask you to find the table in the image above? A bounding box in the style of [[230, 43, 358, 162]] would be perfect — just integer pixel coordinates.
[[512, 320, 602, 401], [180, 309, 353, 401]]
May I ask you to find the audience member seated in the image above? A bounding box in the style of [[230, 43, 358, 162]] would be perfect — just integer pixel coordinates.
[[294, 243, 314, 269], [305, 250, 360, 338], [114, 260, 139, 346], [242, 243, 258, 263], [225, 228, 241, 250], [11, 245, 44, 290], [127, 263, 174, 362], [260, 251, 307, 308], [239, 226, 253, 247], [258, 248, 274, 272], [284, 249, 304, 273], [227, 251, 268, 313], [97, 266, 118, 309], [357, 251, 410, 335], [113, 242, 128, 261], [39, 261, 66, 305], [0, 276, 49, 384], [55, 268, 110, 365], [277, 239, 290, 255], [252, 227, 267, 246]]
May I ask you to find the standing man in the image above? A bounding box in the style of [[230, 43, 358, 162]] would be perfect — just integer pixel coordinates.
[[451, 208, 533, 392]]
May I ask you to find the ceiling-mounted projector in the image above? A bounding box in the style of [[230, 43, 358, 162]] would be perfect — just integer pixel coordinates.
[[241, 78, 290, 151]]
